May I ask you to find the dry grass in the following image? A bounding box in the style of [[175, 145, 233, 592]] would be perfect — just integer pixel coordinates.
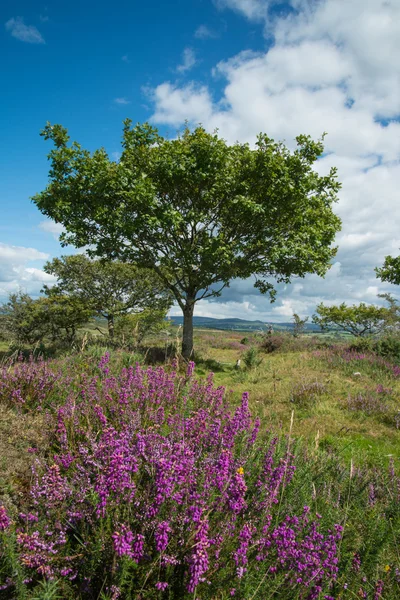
[[0, 406, 47, 512]]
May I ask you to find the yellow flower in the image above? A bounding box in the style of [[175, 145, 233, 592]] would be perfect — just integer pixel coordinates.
[[384, 565, 391, 572], [237, 467, 244, 475]]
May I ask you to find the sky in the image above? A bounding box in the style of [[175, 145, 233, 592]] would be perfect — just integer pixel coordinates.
[[1, 0, 400, 322]]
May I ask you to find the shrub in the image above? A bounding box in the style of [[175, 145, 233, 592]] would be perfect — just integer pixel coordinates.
[[373, 334, 400, 362], [259, 334, 286, 353], [290, 381, 326, 407], [0, 359, 344, 599], [242, 346, 262, 369]]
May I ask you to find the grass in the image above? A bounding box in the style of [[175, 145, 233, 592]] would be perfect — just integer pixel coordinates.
[[191, 331, 400, 468]]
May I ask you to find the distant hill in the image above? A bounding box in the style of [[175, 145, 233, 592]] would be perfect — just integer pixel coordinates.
[[168, 316, 321, 332]]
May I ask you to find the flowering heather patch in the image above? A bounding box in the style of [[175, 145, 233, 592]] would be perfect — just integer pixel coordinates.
[[0, 354, 63, 412], [0, 357, 343, 599], [313, 347, 400, 379], [290, 380, 326, 407], [346, 390, 400, 429], [347, 392, 390, 416]]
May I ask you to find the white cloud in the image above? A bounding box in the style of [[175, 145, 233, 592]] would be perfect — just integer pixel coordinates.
[[0, 243, 48, 264], [38, 220, 65, 240], [150, 0, 400, 321], [195, 25, 217, 39], [5, 17, 45, 44], [114, 97, 131, 105], [176, 48, 197, 73], [121, 55, 130, 63], [0, 243, 53, 299], [214, 0, 269, 21], [151, 83, 212, 124]]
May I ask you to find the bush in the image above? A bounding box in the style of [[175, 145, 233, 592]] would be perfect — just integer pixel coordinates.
[[290, 380, 326, 407], [0, 360, 345, 600], [373, 334, 400, 362], [242, 346, 262, 369], [259, 334, 286, 353]]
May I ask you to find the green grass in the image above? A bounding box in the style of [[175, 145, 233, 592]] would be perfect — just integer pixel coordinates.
[[190, 330, 400, 469]]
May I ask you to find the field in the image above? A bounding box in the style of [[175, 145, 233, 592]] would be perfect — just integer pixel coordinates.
[[1, 328, 400, 599]]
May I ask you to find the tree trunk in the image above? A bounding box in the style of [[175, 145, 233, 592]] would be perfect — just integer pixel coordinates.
[[182, 302, 194, 360], [107, 314, 114, 338]]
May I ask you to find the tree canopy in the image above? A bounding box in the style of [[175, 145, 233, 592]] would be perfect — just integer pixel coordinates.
[[376, 254, 400, 286], [0, 291, 92, 346], [43, 255, 172, 337], [312, 302, 394, 337], [33, 121, 342, 358]]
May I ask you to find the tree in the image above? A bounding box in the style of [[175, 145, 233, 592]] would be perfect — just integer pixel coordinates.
[[33, 122, 342, 358], [0, 292, 46, 345], [376, 254, 400, 286], [37, 294, 94, 344], [0, 291, 91, 346], [43, 255, 172, 338], [312, 302, 392, 337], [292, 313, 309, 337]]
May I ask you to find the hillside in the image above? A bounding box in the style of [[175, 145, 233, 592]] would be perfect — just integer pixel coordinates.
[[168, 315, 322, 332]]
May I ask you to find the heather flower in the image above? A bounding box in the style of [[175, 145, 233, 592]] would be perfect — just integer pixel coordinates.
[[0, 506, 10, 531], [155, 521, 171, 552], [374, 579, 384, 599], [155, 582, 168, 591], [112, 524, 134, 557], [187, 519, 210, 592]]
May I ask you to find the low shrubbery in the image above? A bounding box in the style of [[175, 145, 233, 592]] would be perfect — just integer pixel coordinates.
[[0, 353, 400, 598]]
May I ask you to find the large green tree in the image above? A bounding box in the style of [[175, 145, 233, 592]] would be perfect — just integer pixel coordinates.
[[43, 255, 172, 337], [33, 122, 342, 358]]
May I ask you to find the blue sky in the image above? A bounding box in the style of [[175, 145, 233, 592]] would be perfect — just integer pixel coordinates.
[[1, 0, 400, 320]]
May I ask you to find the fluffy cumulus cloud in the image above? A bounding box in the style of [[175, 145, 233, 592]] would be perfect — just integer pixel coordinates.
[[0, 243, 55, 299], [151, 0, 400, 321]]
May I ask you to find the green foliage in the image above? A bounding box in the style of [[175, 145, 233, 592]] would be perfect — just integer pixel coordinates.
[[43, 255, 172, 337], [37, 295, 93, 344], [291, 313, 309, 337], [114, 308, 170, 346], [313, 301, 394, 337], [29, 580, 64, 600], [33, 121, 342, 357], [0, 292, 46, 345], [350, 333, 400, 363], [376, 253, 400, 285], [243, 346, 262, 369], [0, 291, 92, 347]]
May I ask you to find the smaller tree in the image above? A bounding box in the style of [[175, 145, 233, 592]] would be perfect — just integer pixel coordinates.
[[312, 302, 393, 337], [0, 292, 91, 346], [292, 313, 309, 337], [37, 295, 94, 344], [114, 308, 170, 346], [43, 255, 173, 338], [0, 292, 46, 345]]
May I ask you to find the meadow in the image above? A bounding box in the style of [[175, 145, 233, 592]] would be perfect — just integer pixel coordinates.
[[1, 328, 400, 599]]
